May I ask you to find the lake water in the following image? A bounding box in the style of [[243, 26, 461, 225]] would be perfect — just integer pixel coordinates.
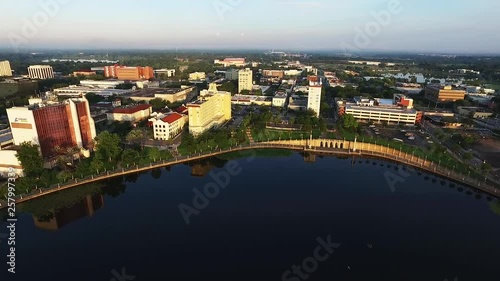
[[1, 151, 500, 281]]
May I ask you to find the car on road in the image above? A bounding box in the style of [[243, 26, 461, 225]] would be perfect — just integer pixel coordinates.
[[428, 141, 434, 144]]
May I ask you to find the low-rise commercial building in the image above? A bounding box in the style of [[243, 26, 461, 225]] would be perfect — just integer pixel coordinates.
[[73, 70, 96, 77], [151, 112, 188, 140], [80, 80, 125, 88], [187, 83, 231, 136], [129, 86, 197, 103], [107, 104, 152, 123], [231, 95, 272, 106], [425, 84, 466, 103], [214, 58, 246, 67], [189, 72, 206, 81], [53, 86, 133, 98], [456, 106, 495, 119], [337, 95, 421, 125], [272, 93, 287, 107], [0, 150, 23, 177], [154, 69, 176, 77]]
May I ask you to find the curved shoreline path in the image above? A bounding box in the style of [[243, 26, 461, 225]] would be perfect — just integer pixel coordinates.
[[1, 139, 499, 209]]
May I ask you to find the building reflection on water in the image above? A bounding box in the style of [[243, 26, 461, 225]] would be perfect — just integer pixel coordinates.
[[33, 194, 104, 231]]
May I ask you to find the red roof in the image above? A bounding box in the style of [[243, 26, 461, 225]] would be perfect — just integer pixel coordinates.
[[113, 104, 151, 114], [175, 106, 188, 113], [161, 113, 184, 124]]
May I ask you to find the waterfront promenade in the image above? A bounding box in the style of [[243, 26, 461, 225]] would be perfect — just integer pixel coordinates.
[[1, 138, 498, 209]]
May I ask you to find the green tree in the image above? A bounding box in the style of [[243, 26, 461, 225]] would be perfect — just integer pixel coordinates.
[[85, 93, 105, 104], [341, 114, 359, 131], [218, 81, 237, 94], [94, 131, 122, 163], [149, 98, 168, 111], [121, 149, 140, 166], [126, 129, 146, 149], [16, 142, 44, 178], [481, 163, 493, 175], [148, 147, 162, 162], [90, 158, 105, 174]]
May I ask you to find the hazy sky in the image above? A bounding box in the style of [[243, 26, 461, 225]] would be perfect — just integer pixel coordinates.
[[1, 0, 499, 53]]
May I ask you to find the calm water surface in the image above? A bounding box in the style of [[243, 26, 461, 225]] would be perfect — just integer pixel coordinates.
[[1, 151, 500, 281]]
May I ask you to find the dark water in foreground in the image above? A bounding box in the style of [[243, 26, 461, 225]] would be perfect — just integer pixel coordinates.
[[1, 151, 500, 281]]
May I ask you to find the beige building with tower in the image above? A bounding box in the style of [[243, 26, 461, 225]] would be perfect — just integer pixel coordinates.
[[187, 83, 232, 136], [238, 68, 253, 93], [0, 60, 13, 77]]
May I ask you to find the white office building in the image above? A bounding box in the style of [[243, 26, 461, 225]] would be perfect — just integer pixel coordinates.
[[307, 81, 322, 117], [238, 68, 253, 93], [28, 65, 55, 80]]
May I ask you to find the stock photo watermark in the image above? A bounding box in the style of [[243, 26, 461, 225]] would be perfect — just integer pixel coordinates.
[[384, 164, 416, 192], [110, 267, 135, 281], [282, 235, 341, 281], [7, 0, 70, 52], [178, 149, 256, 225], [6, 168, 17, 274], [213, 0, 243, 21], [340, 0, 404, 54]]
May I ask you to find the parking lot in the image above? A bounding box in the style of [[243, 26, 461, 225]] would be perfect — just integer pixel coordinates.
[[360, 124, 433, 150]]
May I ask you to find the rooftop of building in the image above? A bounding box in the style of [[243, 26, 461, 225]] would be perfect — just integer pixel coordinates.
[[426, 84, 465, 91], [232, 94, 272, 102], [130, 88, 190, 97], [176, 105, 188, 113], [161, 112, 185, 124], [224, 58, 245, 62], [346, 104, 417, 114], [112, 104, 151, 114]]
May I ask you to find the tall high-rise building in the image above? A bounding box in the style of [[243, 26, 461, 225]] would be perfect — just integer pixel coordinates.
[[7, 97, 96, 158], [0, 60, 12, 77], [187, 83, 232, 136], [238, 68, 253, 93], [28, 65, 54, 80], [308, 80, 322, 117]]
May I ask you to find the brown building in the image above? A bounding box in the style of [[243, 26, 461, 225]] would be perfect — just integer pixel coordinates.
[[7, 98, 97, 158], [425, 84, 466, 103], [104, 65, 154, 80], [33, 194, 104, 231], [263, 70, 284, 79]]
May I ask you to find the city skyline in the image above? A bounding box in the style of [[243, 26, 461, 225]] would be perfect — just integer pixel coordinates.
[[1, 0, 500, 54]]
